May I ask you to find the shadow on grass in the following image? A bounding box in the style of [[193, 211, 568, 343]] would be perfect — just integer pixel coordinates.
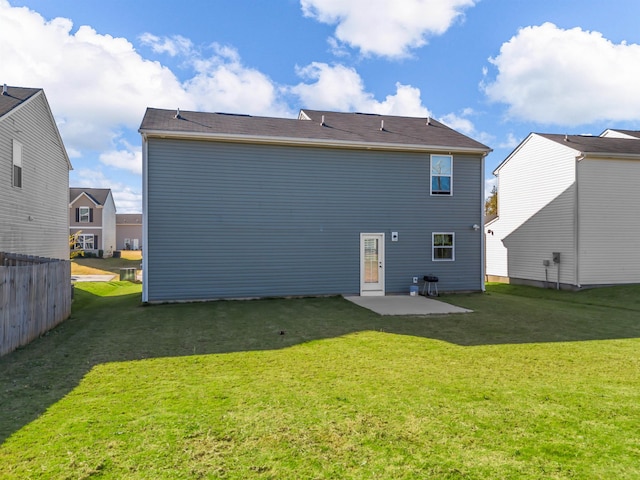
[[2, 281, 640, 444]]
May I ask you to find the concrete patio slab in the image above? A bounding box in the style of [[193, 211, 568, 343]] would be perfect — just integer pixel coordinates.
[[344, 295, 472, 316]]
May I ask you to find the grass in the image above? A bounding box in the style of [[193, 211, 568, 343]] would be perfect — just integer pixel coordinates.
[[71, 250, 142, 275], [1, 283, 639, 478]]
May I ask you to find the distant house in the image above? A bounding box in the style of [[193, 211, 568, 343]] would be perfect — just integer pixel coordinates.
[[1, 85, 72, 259], [139, 107, 491, 303], [69, 188, 116, 257], [486, 130, 640, 288], [116, 213, 142, 250]]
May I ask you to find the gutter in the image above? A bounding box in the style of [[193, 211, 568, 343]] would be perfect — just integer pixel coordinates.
[[577, 152, 640, 161], [141, 135, 149, 303], [138, 129, 492, 156]]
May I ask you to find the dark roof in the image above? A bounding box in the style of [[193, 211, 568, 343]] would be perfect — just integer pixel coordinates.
[[537, 133, 640, 156], [69, 188, 112, 206], [139, 107, 491, 153], [0, 86, 42, 118], [116, 214, 142, 224]]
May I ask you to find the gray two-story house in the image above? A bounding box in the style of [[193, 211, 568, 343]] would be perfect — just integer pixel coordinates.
[[139, 108, 491, 303]]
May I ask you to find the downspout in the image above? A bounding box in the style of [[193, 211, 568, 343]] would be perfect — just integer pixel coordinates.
[[141, 134, 149, 302], [480, 153, 487, 292], [574, 155, 581, 289]]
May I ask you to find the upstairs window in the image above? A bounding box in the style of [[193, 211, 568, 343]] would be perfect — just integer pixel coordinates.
[[430, 154, 452, 195], [79, 207, 91, 223], [12, 140, 22, 188], [432, 233, 455, 261], [76, 207, 93, 223]]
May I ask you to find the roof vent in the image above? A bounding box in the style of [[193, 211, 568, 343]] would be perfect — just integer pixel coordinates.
[[426, 116, 431, 126], [321, 115, 325, 126], [2, 84, 7, 95], [174, 108, 181, 119], [564, 134, 569, 142], [380, 119, 384, 131]]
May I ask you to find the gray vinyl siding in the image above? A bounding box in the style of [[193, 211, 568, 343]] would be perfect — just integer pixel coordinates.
[[146, 138, 483, 301], [0, 94, 69, 259]]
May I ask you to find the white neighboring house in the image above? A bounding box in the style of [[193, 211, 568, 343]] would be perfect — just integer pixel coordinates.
[[69, 188, 117, 257], [0, 85, 72, 259], [486, 130, 640, 289]]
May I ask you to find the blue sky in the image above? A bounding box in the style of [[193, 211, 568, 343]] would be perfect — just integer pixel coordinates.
[[3, 0, 640, 212]]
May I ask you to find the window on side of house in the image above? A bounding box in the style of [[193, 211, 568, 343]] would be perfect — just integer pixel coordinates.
[[79, 207, 91, 223], [12, 139, 22, 188], [430, 154, 452, 195], [75, 234, 96, 250], [432, 232, 455, 261]]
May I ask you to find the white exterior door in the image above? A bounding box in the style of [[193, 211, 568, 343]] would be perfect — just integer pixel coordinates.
[[360, 233, 385, 296]]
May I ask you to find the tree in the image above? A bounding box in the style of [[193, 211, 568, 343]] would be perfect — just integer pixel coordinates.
[[70, 231, 83, 259], [485, 185, 498, 217]]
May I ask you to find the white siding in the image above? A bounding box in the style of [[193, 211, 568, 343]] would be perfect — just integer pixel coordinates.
[[102, 193, 117, 256], [577, 158, 640, 285], [486, 134, 577, 284], [0, 93, 70, 259], [599, 130, 639, 139]]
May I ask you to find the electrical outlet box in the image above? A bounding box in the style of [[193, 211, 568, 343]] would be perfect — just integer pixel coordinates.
[[391, 232, 399, 242], [412, 277, 418, 284], [553, 252, 561, 264], [543, 260, 550, 266]]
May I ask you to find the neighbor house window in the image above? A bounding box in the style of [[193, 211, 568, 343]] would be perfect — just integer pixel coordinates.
[[12, 139, 22, 188], [430, 154, 452, 195], [79, 207, 91, 223], [432, 233, 455, 261], [75, 234, 96, 250]]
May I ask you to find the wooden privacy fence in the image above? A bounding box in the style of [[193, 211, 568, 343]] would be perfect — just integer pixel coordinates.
[[0, 252, 72, 357]]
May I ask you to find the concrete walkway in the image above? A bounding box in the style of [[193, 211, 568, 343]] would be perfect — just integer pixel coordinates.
[[344, 295, 472, 316], [72, 274, 116, 282]]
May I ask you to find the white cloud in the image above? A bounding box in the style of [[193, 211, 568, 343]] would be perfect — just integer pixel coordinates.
[[184, 44, 293, 117], [0, 1, 193, 152], [139, 33, 193, 56], [498, 132, 520, 149], [99, 142, 142, 174], [483, 22, 640, 125], [300, 0, 476, 58], [0, 2, 292, 160], [289, 62, 429, 116], [74, 169, 142, 213], [439, 109, 493, 145]]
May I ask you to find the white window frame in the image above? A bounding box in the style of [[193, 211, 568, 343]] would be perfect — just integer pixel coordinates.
[[79, 207, 90, 223], [76, 234, 95, 250], [432, 232, 455, 261], [430, 154, 452, 196], [12, 139, 22, 188]]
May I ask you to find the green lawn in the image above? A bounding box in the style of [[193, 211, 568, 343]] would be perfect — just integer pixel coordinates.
[[71, 251, 142, 276], [1, 283, 639, 479]]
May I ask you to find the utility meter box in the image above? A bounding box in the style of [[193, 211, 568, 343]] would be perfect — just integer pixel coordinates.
[[552, 252, 561, 264]]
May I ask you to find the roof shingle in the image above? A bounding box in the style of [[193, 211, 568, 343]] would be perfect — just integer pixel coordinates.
[[0, 86, 42, 118], [139, 107, 491, 153]]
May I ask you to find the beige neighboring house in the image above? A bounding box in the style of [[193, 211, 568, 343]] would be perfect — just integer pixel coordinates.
[[486, 129, 640, 289], [116, 214, 142, 250], [1, 85, 72, 259], [69, 188, 117, 257]]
